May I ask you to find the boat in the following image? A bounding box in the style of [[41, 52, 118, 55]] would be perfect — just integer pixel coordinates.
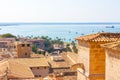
[[76, 32, 78, 34], [101, 30, 104, 32], [81, 33, 84, 35], [69, 31, 71, 33], [106, 26, 114, 28]]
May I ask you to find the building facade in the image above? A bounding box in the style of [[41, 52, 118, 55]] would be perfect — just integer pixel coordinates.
[[30, 66, 49, 77], [76, 33, 120, 80], [0, 38, 16, 53], [14, 42, 31, 58], [8, 58, 50, 79], [27, 39, 45, 49], [101, 41, 120, 80]]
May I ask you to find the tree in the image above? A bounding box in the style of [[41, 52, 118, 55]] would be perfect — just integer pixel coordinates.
[[66, 44, 72, 52], [38, 51, 45, 55], [1, 33, 16, 38], [33, 37, 38, 39], [32, 45, 37, 53], [71, 41, 75, 46], [40, 36, 64, 52], [72, 45, 78, 53], [71, 41, 78, 53], [40, 36, 53, 52]]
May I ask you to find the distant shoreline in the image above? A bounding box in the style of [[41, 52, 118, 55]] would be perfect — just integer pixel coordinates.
[[0, 23, 119, 42], [0, 22, 120, 26]]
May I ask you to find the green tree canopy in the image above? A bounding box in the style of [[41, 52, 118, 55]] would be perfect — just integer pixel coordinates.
[[66, 44, 72, 52], [40, 36, 64, 52], [1, 33, 16, 38], [32, 45, 37, 53], [72, 45, 78, 53], [71, 41, 75, 46]]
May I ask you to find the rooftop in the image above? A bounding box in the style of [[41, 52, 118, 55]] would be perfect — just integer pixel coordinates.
[[27, 39, 44, 41], [8, 58, 49, 67], [8, 60, 34, 78], [7, 58, 49, 78], [0, 60, 8, 76], [76, 32, 120, 42], [101, 41, 120, 52], [66, 52, 78, 64], [46, 57, 69, 68], [14, 41, 31, 45]]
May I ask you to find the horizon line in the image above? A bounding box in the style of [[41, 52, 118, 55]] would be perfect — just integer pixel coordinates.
[[0, 22, 120, 24]]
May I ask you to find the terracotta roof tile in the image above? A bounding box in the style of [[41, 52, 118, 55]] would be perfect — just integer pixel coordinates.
[[76, 32, 120, 42], [7, 58, 49, 78], [8, 58, 49, 67], [101, 41, 120, 51], [8, 60, 34, 78]]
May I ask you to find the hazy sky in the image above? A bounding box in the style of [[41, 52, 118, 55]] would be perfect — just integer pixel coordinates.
[[0, 0, 120, 22]]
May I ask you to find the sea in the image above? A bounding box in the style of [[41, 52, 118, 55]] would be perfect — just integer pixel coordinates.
[[0, 23, 120, 42]]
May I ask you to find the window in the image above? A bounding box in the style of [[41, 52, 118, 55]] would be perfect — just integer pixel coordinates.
[[21, 44, 25, 47], [44, 67, 46, 69], [27, 44, 30, 47], [35, 75, 41, 77], [25, 53, 27, 55], [37, 67, 39, 69], [35, 75, 38, 77]]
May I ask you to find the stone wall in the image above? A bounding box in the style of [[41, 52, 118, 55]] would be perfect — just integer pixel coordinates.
[[106, 49, 120, 80], [77, 40, 111, 80], [16, 42, 31, 58], [89, 42, 106, 80], [78, 41, 90, 76], [90, 42, 106, 74]]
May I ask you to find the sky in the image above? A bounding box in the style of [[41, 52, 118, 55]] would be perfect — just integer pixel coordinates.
[[0, 0, 120, 22]]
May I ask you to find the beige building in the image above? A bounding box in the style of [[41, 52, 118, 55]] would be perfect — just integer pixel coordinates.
[[47, 56, 70, 73], [101, 41, 120, 80], [0, 38, 16, 53], [27, 39, 45, 49], [0, 41, 33, 59], [14, 42, 31, 58], [0, 58, 50, 80], [76, 32, 120, 80], [61, 52, 83, 71], [44, 52, 78, 80]]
